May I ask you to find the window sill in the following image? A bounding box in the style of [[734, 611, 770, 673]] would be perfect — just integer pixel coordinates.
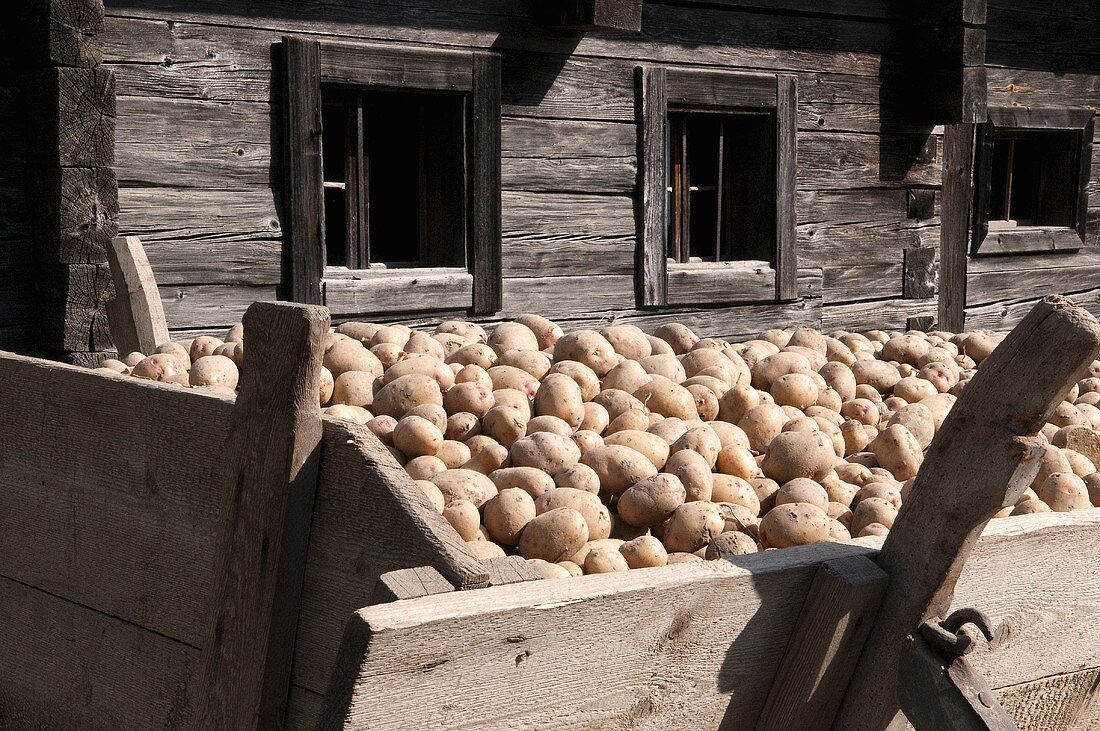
[[974, 226, 1083, 256], [666, 260, 780, 305], [322, 266, 472, 315]]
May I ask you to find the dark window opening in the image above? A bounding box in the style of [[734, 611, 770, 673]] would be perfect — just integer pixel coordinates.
[[666, 111, 776, 265], [321, 89, 467, 269], [988, 128, 1080, 229]]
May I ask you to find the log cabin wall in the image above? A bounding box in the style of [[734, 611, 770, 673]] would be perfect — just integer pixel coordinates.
[[100, 0, 945, 342], [965, 0, 1100, 331]]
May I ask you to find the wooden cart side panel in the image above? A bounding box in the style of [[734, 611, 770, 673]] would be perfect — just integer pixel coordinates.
[[320, 511, 1100, 731], [289, 418, 489, 696]]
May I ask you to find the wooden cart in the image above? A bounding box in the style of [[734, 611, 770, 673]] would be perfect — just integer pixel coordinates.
[[1, 296, 1098, 730]]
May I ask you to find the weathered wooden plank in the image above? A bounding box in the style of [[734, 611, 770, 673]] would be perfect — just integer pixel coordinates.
[[977, 227, 1085, 256], [903, 246, 938, 299], [46, 0, 106, 68], [986, 68, 1100, 111], [501, 118, 636, 193], [824, 263, 905, 302], [160, 283, 279, 329], [666, 262, 777, 305], [105, 236, 171, 355], [776, 74, 798, 300], [0, 575, 198, 729], [0, 355, 232, 644], [319, 511, 1100, 731], [47, 65, 116, 168], [373, 567, 456, 604], [822, 297, 938, 331], [665, 67, 777, 109], [188, 302, 327, 729], [966, 288, 1100, 332], [798, 132, 943, 190], [549, 0, 643, 32], [835, 297, 1100, 731], [636, 65, 667, 307], [967, 253, 1100, 307], [42, 262, 115, 352], [323, 269, 473, 316], [994, 667, 1100, 731], [290, 419, 489, 694], [939, 123, 974, 332], [754, 555, 888, 731], [796, 189, 910, 225], [482, 555, 542, 587], [282, 37, 323, 305], [118, 187, 282, 285], [286, 686, 326, 731], [470, 50, 502, 314], [503, 191, 635, 240], [502, 233, 636, 277], [32, 166, 119, 265], [319, 39, 473, 91]]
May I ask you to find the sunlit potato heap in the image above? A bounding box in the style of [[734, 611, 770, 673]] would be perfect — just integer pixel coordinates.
[[94, 316, 1100, 579]]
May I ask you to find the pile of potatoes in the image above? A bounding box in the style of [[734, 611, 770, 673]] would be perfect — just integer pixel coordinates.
[[93, 316, 1100, 579]]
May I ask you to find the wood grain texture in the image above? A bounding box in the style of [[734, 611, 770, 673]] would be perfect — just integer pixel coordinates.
[[994, 668, 1100, 731], [666, 263, 778, 306], [754, 555, 888, 731], [282, 37, 324, 305], [42, 262, 115, 352], [160, 283, 279, 329], [372, 566, 456, 604], [635, 65, 667, 307], [501, 117, 636, 194], [483, 556, 542, 586], [471, 50, 502, 314], [33, 165, 119, 265], [49, 65, 116, 168], [834, 297, 1100, 731], [319, 40, 473, 91], [47, 0, 106, 67], [939, 123, 974, 331], [966, 251, 1100, 308], [319, 511, 1100, 731], [822, 297, 937, 332], [187, 302, 328, 730], [776, 74, 798, 301], [105, 236, 171, 355], [323, 268, 473, 317], [903, 246, 938, 299]]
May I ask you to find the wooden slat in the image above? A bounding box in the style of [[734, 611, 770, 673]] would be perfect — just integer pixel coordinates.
[[988, 107, 1096, 130], [482, 556, 541, 586], [939, 123, 974, 331], [550, 0, 643, 32], [318, 511, 1100, 731], [319, 40, 473, 91], [470, 50, 502, 314], [105, 236, 170, 355], [903, 246, 938, 299], [160, 283, 279, 329], [190, 302, 328, 729], [994, 667, 1100, 731], [834, 296, 1100, 730], [823, 297, 938, 331], [665, 68, 777, 109], [282, 37, 324, 305], [635, 65, 667, 307], [1076, 117, 1094, 244], [323, 269, 473, 317], [776, 74, 798, 300], [290, 419, 489, 695], [372, 567, 456, 604], [666, 262, 778, 305], [500, 118, 636, 194], [975, 227, 1085, 256], [966, 253, 1100, 308], [754, 555, 888, 730]]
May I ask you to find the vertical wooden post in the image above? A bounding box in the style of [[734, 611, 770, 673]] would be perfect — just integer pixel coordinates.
[[636, 65, 668, 307], [470, 50, 502, 315], [938, 123, 975, 332], [775, 73, 798, 301], [833, 297, 1100, 731], [104, 236, 169, 355], [188, 301, 329, 729], [283, 37, 324, 306]]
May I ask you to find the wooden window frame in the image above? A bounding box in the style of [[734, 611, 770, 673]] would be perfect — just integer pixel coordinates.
[[282, 37, 502, 314], [636, 66, 797, 307], [971, 107, 1094, 256]]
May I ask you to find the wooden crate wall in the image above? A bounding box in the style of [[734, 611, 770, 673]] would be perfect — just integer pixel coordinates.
[[102, 0, 944, 340]]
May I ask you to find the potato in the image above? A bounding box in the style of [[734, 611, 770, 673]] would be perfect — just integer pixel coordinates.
[[570, 538, 625, 566], [870, 424, 924, 481], [510, 432, 581, 473], [581, 444, 659, 497], [325, 404, 372, 424], [617, 474, 687, 527], [525, 558, 573, 580], [499, 348, 552, 381], [711, 475, 760, 514], [431, 469, 498, 507], [637, 354, 687, 384], [633, 377, 697, 419], [461, 441, 509, 474], [1038, 472, 1092, 511], [739, 404, 789, 452], [435, 320, 486, 343], [366, 415, 397, 445], [653, 323, 699, 354], [442, 381, 495, 417], [533, 372, 585, 428], [570, 429, 605, 457], [851, 496, 898, 535], [602, 360, 652, 395], [770, 373, 819, 410], [762, 431, 835, 484], [705, 531, 758, 559], [663, 501, 725, 553], [888, 403, 935, 449], [373, 374, 443, 418], [592, 389, 646, 422], [606, 408, 651, 435], [488, 322, 540, 356], [686, 384, 720, 421], [880, 334, 930, 366], [553, 330, 618, 376], [525, 415, 573, 437], [448, 343, 497, 370], [577, 401, 610, 434], [324, 339, 384, 380], [406, 455, 447, 481], [441, 412, 477, 442], [584, 546, 630, 574], [775, 478, 829, 511], [713, 447, 755, 482], [481, 406, 528, 448], [752, 351, 813, 391], [550, 462, 599, 494], [443, 500, 481, 541], [1012, 498, 1053, 516], [662, 449, 713, 502], [759, 502, 831, 548], [328, 370, 375, 409], [519, 507, 590, 562], [487, 467, 555, 503], [131, 353, 188, 382], [536, 488, 611, 540], [187, 354, 239, 389], [893, 376, 938, 403], [510, 314, 562, 350], [466, 540, 508, 560], [852, 360, 901, 394], [670, 426, 723, 468], [483, 488, 537, 546], [601, 324, 652, 360], [403, 331, 446, 360], [619, 535, 668, 568], [437, 440, 472, 469], [601, 430, 667, 470], [667, 552, 705, 564]]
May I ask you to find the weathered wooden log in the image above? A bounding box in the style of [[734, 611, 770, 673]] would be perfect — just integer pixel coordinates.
[[833, 296, 1100, 730], [104, 236, 169, 356], [187, 301, 328, 729]]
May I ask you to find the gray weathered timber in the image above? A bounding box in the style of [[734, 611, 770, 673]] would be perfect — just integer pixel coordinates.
[[822, 297, 938, 332], [754, 556, 889, 731], [776, 74, 798, 300], [666, 262, 778, 305], [282, 38, 324, 305], [967, 251, 1100, 308], [187, 302, 328, 729], [104, 236, 170, 355], [939, 124, 974, 331], [833, 297, 1100, 731], [50, 65, 116, 168], [319, 40, 474, 91], [47, 0, 106, 67], [636, 65, 667, 307], [995, 667, 1100, 731], [39, 166, 118, 265], [372, 566, 456, 604], [903, 246, 938, 299], [482, 555, 542, 586], [550, 0, 643, 32], [323, 269, 473, 317], [316, 511, 1100, 731], [470, 50, 503, 314], [160, 283, 279, 329]]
